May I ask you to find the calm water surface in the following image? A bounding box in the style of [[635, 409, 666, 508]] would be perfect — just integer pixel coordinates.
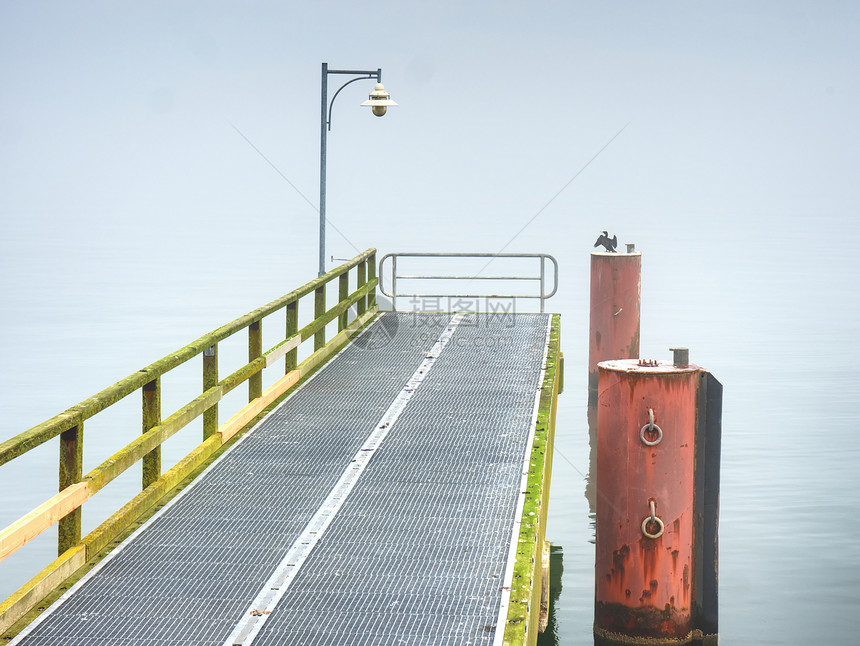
[[2, 212, 858, 644]]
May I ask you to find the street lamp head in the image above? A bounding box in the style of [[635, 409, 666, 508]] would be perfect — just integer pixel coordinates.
[[360, 83, 398, 117]]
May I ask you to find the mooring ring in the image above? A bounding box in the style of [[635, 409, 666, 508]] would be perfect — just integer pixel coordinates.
[[641, 515, 665, 539], [640, 423, 663, 446]]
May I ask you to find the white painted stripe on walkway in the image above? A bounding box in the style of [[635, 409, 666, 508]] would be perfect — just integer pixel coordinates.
[[223, 312, 466, 646]]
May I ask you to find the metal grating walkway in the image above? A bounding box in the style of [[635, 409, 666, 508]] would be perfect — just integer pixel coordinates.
[[12, 312, 552, 646]]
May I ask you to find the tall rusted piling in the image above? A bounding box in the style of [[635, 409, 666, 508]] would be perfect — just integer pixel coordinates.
[[586, 246, 642, 513], [588, 248, 641, 406], [594, 351, 721, 645]]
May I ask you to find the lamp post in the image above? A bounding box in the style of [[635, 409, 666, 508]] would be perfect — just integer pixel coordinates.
[[319, 62, 397, 276]]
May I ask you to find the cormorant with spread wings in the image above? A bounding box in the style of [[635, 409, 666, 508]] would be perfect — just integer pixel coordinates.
[[594, 230, 617, 252]]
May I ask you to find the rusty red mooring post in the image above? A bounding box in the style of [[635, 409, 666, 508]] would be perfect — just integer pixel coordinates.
[[588, 247, 641, 406], [586, 244, 642, 515], [594, 351, 721, 645]]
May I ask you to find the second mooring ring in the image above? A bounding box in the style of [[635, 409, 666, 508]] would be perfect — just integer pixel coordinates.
[[641, 515, 665, 539]]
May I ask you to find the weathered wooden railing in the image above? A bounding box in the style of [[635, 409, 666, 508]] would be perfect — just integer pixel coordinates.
[[0, 249, 378, 633]]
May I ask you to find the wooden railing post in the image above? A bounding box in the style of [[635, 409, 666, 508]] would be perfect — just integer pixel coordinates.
[[249, 320, 262, 401], [142, 377, 161, 489], [357, 261, 367, 317], [58, 422, 82, 555], [368, 253, 377, 311], [338, 272, 349, 332], [203, 344, 218, 439], [314, 283, 325, 351], [286, 300, 298, 374]]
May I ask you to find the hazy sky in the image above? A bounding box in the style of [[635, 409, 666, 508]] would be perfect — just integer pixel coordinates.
[[2, 2, 857, 261]]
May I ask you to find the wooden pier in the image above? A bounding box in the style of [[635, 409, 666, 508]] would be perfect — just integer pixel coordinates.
[[0, 250, 562, 645]]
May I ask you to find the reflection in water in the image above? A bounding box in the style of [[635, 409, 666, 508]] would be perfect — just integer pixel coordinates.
[[537, 544, 564, 646], [586, 396, 597, 544]]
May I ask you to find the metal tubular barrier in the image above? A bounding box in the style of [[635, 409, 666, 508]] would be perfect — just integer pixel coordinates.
[[378, 252, 558, 312], [0, 249, 379, 634]]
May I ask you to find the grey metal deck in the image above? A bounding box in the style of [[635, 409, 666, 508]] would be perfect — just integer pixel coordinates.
[[12, 312, 551, 646]]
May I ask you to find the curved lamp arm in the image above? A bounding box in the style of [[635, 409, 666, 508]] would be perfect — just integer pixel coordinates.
[[327, 75, 376, 130]]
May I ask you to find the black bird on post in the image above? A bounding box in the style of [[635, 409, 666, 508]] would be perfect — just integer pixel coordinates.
[[594, 231, 618, 252]]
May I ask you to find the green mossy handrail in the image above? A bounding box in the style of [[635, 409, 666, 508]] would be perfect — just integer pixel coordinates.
[[0, 249, 376, 467], [76, 280, 377, 497], [1, 249, 379, 636]]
